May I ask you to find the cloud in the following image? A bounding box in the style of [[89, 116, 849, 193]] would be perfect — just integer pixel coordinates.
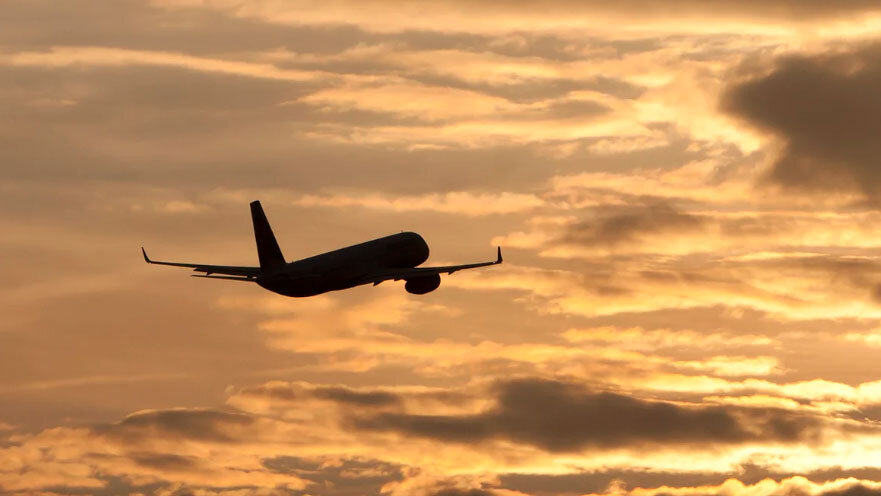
[[154, 0, 881, 35], [547, 159, 756, 207], [219, 288, 793, 383], [1, 46, 323, 81], [380, 472, 525, 496], [0, 0, 423, 67], [724, 44, 881, 202], [586, 477, 881, 496], [556, 203, 705, 248], [446, 254, 881, 321], [432, 490, 500, 496], [311, 387, 402, 407], [0, 61, 617, 194], [294, 192, 545, 216], [297, 81, 527, 122], [562, 326, 777, 351], [262, 456, 405, 496], [99, 408, 255, 443], [10, 1, 881, 494], [0, 407, 309, 493], [354, 378, 830, 452], [234, 381, 402, 408], [4, 377, 881, 494]]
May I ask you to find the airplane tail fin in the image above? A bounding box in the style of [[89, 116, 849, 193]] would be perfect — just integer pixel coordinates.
[[250, 200, 286, 271]]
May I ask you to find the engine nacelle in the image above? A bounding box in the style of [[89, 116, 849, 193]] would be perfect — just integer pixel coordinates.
[[404, 274, 441, 294]]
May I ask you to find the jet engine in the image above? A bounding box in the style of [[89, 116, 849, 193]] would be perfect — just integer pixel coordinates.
[[404, 274, 441, 294]]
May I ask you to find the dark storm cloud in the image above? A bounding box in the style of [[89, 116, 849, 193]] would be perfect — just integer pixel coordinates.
[[354, 379, 826, 452], [558, 204, 705, 247], [724, 44, 881, 201]]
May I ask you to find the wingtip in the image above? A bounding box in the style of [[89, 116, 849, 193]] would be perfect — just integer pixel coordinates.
[[496, 246, 503, 264], [141, 247, 151, 263]]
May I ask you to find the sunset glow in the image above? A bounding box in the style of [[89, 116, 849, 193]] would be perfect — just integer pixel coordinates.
[[4, 1, 881, 495]]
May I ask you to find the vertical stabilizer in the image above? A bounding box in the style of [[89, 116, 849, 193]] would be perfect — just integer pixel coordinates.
[[250, 201, 286, 271]]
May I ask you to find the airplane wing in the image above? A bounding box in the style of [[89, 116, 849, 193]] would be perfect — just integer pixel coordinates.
[[365, 247, 502, 285], [141, 247, 260, 281]]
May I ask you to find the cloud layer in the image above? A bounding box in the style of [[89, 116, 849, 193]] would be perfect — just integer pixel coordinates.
[[5, 0, 881, 495]]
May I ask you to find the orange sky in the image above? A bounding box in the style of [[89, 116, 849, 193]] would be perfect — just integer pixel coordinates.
[[5, 1, 881, 495]]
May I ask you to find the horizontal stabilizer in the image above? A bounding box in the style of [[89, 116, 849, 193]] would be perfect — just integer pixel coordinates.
[[191, 274, 256, 282]]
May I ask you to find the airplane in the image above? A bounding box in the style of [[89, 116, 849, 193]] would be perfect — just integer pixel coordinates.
[[141, 200, 502, 297]]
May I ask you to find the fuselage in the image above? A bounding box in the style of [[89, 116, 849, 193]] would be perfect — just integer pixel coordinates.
[[255, 232, 429, 297]]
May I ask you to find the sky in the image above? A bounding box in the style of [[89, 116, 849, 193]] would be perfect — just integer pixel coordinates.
[[5, 1, 881, 495]]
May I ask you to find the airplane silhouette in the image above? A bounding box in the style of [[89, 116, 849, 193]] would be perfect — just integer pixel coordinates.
[[142, 200, 502, 296]]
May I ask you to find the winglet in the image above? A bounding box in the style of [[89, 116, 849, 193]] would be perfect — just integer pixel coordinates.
[[141, 247, 152, 264], [496, 246, 503, 264]]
